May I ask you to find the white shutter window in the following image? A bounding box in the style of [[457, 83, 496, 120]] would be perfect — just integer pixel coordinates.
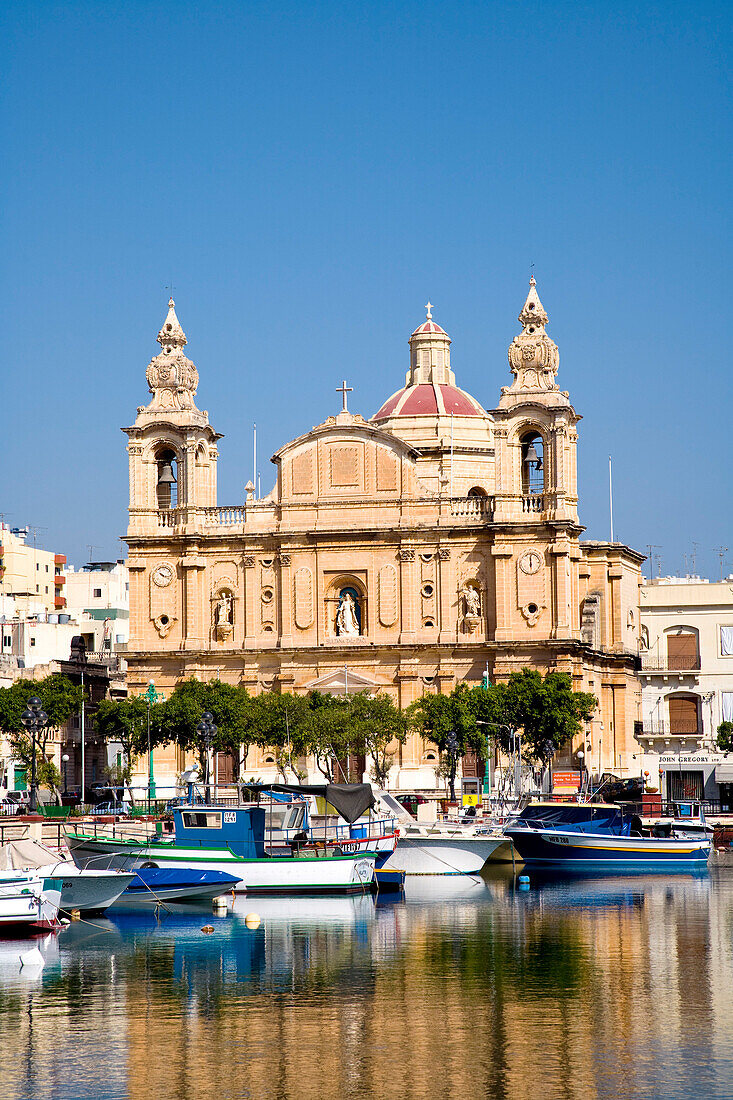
[[721, 627, 733, 656], [722, 693, 733, 722]]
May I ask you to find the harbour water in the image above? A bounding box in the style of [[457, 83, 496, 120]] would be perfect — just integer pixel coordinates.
[[1, 865, 732, 1100]]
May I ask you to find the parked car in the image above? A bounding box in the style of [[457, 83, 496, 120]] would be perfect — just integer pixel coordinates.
[[89, 801, 131, 817], [0, 790, 30, 815]]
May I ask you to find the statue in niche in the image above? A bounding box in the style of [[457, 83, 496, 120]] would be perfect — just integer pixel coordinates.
[[462, 585, 481, 618], [336, 591, 360, 637], [214, 590, 234, 641]]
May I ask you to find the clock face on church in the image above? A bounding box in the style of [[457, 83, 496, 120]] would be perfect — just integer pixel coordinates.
[[152, 563, 174, 587], [519, 551, 542, 575]]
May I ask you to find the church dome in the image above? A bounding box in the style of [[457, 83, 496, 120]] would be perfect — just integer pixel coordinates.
[[373, 382, 486, 420], [372, 304, 488, 423]]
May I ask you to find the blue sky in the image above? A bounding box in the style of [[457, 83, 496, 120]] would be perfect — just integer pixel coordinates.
[[2, 1, 730, 578]]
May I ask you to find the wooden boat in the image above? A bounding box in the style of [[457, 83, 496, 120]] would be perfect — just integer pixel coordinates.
[[504, 802, 712, 869]]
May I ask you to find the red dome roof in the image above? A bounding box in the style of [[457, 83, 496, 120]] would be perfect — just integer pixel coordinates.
[[373, 383, 486, 420], [410, 320, 449, 338]]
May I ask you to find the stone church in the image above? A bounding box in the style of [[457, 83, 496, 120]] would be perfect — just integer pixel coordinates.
[[123, 281, 643, 790]]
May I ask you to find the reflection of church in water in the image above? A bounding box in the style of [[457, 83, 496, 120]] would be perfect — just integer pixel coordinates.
[[124, 282, 643, 788]]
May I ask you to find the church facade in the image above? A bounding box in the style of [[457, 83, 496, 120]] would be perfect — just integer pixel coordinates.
[[123, 282, 643, 790]]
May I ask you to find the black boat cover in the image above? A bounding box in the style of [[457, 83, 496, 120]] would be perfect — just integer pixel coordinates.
[[241, 782, 376, 824]]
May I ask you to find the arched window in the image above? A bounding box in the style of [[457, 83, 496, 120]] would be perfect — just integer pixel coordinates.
[[520, 433, 544, 495], [665, 628, 699, 671], [156, 448, 178, 510], [467, 486, 487, 499]]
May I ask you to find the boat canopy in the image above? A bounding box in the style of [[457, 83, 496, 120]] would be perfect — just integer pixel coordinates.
[[242, 783, 376, 824], [513, 803, 627, 834]]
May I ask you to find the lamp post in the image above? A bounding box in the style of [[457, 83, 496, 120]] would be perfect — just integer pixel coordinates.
[[576, 749, 585, 800], [20, 696, 47, 814], [196, 711, 217, 804], [445, 730, 459, 803], [61, 753, 70, 797], [142, 680, 164, 806]]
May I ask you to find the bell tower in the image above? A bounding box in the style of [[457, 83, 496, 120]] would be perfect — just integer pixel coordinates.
[[491, 278, 579, 525], [123, 299, 221, 535]]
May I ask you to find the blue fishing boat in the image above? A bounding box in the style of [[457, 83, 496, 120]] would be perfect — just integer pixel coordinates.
[[504, 803, 711, 869], [67, 788, 377, 894]]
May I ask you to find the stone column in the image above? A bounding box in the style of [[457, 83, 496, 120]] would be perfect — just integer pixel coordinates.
[[491, 545, 514, 642], [181, 555, 205, 649], [398, 547, 417, 644], [278, 552, 293, 647], [437, 547, 455, 644], [242, 555, 256, 645], [550, 542, 571, 639], [608, 566, 624, 650]]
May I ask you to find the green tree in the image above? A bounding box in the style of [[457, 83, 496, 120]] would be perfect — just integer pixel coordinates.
[[350, 692, 407, 787], [157, 679, 254, 775], [302, 693, 354, 782], [249, 692, 312, 780], [94, 696, 158, 804], [0, 675, 84, 802], [499, 669, 596, 764], [716, 721, 733, 754], [409, 684, 485, 799]]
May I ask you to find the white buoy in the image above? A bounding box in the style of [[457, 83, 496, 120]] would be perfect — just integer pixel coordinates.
[[20, 947, 45, 969], [212, 896, 228, 914], [245, 912, 261, 929]]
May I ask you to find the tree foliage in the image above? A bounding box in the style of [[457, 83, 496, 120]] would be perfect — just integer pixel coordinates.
[[409, 671, 597, 772], [0, 675, 84, 799], [716, 721, 733, 755]]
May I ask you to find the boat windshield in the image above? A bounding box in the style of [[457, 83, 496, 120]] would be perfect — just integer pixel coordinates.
[[510, 804, 625, 833]]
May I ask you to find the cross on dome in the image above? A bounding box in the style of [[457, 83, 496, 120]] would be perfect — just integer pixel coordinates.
[[336, 379, 353, 412], [425, 301, 433, 320]]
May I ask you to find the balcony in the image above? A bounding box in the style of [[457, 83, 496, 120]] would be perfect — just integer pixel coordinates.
[[54, 554, 67, 566], [449, 496, 494, 520], [55, 596, 66, 610], [522, 494, 545, 514], [54, 573, 66, 586], [635, 720, 705, 744], [640, 653, 700, 673]]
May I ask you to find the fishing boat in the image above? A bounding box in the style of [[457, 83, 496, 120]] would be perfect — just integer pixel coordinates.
[[1, 839, 136, 915], [504, 802, 712, 869], [642, 800, 715, 842], [0, 873, 62, 932], [111, 867, 240, 906], [66, 794, 376, 895]]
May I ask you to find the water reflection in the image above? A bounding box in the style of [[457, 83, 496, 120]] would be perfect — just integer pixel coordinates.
[[0, 868, 731, 1099]]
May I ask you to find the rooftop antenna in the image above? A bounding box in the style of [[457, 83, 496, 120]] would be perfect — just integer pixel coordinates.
[[713, 546, 729, 582], [253, 423, 257, 500], [646, 544, 660, 580], [690, 542, 698, 576], [87, 544, 101, 565]]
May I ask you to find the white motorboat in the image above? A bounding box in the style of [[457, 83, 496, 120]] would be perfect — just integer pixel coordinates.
[[0, 840, 136, 915], [380, 827, 509, 875], [0, 873, 62, 931], [373, 790, 512, 874]]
